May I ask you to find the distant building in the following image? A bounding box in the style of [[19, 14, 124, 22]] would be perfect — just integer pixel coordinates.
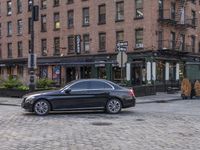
[[0, 0, 200, 89]]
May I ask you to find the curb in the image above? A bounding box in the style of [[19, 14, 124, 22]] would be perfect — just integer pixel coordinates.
[[136, 98, 182, 104], [0, 103, 20, 107]]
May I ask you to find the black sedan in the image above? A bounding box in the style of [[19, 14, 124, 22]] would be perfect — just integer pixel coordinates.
[[21, 79, 136, 115]]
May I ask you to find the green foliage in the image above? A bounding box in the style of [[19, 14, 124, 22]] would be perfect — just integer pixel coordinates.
[[16, 85, 29, 91], [36, 78, 55, 89], [2, 75, 23, 89], [0, 77, 4, 88]]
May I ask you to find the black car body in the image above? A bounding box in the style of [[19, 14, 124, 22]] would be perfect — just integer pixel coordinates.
[[21, 79, 136, 115]]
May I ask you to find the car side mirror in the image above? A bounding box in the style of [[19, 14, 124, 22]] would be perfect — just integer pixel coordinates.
[[64, 88, 71, 94]]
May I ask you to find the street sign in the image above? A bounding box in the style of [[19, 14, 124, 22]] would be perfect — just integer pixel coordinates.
[[117, 51, 127, 67], [117, 41, 128, 47], [75, 35, 81, 54], [28, 54, 37, 69], [116, 41, 128, 52]]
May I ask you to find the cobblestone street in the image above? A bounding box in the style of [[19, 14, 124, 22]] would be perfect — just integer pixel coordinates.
[[0, 100, 200, 150]]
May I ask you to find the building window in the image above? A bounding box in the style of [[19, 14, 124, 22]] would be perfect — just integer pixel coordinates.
[[67, 0, 74, 4], [7, 43, 12, 58], [0, 44, 2, 59], [179, 34, 185, 51], [191, 35, 196, 53], [192, 10, 196, 27], [116, 1, 124, 21], [7, 21, 12, 36], [41, 0, 47, 9], [17, 66, 24, 77], [170, 32, 175, 49], [17, 0, 22, 14], [18, 41, 23, 57], [41, 15, 47, 32], [28, 40, 32, 53], [53, 0, 59, 7], [0, 23, 1, 38], [98, 4, 106, 24], [83, 8, 89, 26], [41, 39, 47, 56], [83, 34, 90, 52], [28, 0, 32, 12], [99, 33, 106, 51], [68, 36, 75, 52], [67, 10, 74, 28], [28, 17, 31, 34], [116, 31, 124, 42], [54, 37, 60, 55], [135, 29, 144, 49], [7, 1, 12, 16], [54, 12, 60, 30], [135, 0, 143, 19], [17, 19, 23, 35], [158, 31, 163, 49], [171, 2, 176, 20]]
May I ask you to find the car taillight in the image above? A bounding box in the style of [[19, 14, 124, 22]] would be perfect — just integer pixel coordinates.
[[129, 89, 135, 97]]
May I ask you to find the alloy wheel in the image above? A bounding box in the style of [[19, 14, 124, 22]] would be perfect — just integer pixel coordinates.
[[34, 100, 50, 115], [106, 99, 122, 114]]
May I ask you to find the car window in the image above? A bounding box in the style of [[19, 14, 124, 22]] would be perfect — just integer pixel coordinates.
[[88, 81, 113, 89], [70, 81, 89, 90]]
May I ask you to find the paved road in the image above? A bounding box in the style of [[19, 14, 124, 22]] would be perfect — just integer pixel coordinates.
[[0, 100, 200, 150]]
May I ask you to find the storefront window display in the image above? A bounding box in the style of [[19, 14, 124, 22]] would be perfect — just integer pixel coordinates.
[[39, 66, 48, 78], [98, 67, 106, 79], [81, 66, 91, 79], [156, 61, 165, 83], [52, 66, 61, 86], [113, 67, 121, 82]]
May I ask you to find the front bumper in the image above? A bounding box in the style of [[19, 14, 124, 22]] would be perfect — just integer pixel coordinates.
[[21, 100, 34, 112]]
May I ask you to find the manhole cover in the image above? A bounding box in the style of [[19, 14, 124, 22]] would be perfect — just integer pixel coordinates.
[[91, 122, 112, 126], [136, 119, 145, 121]]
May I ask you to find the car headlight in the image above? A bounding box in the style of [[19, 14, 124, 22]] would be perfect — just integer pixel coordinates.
[[25, 96, 35, 104]]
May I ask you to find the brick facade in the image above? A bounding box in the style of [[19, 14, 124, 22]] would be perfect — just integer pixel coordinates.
[[0, 0, 200, 87]]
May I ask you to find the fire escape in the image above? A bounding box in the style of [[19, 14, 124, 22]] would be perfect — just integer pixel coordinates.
[[158, 0, 197, 55]]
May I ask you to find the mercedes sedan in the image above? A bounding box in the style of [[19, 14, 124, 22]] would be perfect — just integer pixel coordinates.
[[21, 79, 136, 115]]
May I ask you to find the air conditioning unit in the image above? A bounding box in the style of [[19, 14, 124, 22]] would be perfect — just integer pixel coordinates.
[[135, 43, 144, 48], [84, 17, 89, 24]]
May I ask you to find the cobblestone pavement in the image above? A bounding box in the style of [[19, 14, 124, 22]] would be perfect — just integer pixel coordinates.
[[0, 100, 200, 150]]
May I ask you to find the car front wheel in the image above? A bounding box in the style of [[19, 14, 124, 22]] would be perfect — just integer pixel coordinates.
[[106, 99, 122, 114], [34, 100, 50, 116]]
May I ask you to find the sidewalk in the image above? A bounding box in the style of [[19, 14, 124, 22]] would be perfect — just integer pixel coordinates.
[[0, 91, 184, 107]]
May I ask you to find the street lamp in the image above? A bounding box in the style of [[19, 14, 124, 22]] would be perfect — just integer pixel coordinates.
[[28, 0, 39, 91]]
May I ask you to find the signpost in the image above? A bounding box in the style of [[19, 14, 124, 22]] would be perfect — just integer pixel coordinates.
[[28, 0, 39, 91], [116, 41, 128, 83]]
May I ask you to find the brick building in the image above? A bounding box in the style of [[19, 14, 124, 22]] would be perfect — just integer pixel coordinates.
[[0, 0, 200, 89]]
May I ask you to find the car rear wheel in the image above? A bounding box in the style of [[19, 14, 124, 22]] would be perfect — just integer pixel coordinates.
[[106, 99, 122, 114], [34, 100, 50, 116]]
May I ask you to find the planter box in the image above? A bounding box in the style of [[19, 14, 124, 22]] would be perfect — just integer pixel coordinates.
[[0, 88, 30, 98], [133, 85, 156, 97]]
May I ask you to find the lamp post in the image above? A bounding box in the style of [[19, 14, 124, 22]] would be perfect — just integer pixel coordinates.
[[28, 0, 39, 91]]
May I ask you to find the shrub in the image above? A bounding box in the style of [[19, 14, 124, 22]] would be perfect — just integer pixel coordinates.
[[36, 78, 55, 89], [16, 85, 29, 91], [2, 75, 23, 89]]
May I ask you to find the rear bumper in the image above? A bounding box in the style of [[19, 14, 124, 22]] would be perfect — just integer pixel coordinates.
[[122, 98, 136, 108]]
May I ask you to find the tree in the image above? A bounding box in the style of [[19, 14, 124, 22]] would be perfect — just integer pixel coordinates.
[[194, 80, 200, 97], [181, 78, 191, 97]]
